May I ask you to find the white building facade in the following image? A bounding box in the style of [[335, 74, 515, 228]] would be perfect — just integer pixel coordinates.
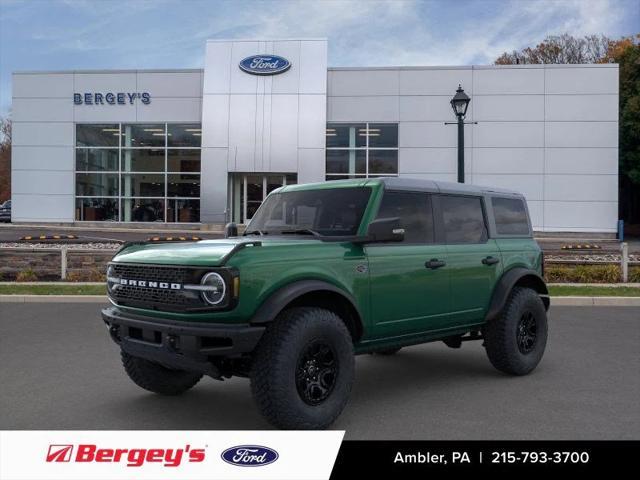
[[11, 38, 619, 232]]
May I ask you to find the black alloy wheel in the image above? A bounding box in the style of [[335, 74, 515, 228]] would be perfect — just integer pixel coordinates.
[[296, 340, 338, 405], [516, 311, 537, 354]]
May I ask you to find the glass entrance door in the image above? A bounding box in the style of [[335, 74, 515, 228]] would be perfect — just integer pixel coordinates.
[[229, 173, 297, 224]]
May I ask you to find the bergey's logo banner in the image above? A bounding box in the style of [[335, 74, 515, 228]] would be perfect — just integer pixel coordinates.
[[0, 430, 344, 480]]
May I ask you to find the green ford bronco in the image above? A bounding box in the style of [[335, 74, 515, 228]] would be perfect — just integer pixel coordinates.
[[102, 177, 549, 429]]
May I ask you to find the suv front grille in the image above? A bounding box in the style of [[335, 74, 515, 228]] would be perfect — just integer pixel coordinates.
[[109, 263, 208, 311]]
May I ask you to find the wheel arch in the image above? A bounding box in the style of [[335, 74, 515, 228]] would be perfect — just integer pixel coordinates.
[[485, 268, 549, 322], [250, 280, 364, 342]]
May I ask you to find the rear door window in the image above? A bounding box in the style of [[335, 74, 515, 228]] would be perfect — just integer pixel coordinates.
[[440, 195, 487, 244], [375, 191, 434, 243], [492, 197, 530, 235]]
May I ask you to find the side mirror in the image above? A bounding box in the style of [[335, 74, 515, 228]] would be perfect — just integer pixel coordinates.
[[366, 217, 404, 243], [224, 222, 238, 238]]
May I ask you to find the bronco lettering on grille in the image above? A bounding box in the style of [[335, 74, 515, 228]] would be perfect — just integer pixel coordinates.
[[119, 279, 182, 290]]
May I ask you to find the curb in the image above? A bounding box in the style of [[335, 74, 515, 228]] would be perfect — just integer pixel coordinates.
[[549, 296, 640, 306], [1, 295, 640, 306]]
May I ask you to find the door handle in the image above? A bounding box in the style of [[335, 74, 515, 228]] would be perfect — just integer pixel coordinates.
[[425, 259, 446, 269], [482, 256, 500, 266]]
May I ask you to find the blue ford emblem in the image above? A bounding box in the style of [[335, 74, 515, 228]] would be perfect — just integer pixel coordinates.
[[221, 445, 279, 467], [239, 55, 291, 75]]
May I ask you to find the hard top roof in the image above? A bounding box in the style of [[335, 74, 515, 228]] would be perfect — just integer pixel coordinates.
[[280, 177, 524, 197]]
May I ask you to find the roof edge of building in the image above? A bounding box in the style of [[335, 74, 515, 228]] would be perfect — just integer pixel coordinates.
[[13, 68, 204, 75], [328, 63, 618, 71]]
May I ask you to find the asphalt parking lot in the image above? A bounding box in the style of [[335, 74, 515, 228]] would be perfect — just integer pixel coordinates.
[[0, 302, 638, 439]]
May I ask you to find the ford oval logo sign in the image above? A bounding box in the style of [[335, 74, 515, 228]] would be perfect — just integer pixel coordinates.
[[221, 445, 279, 467], [239, 55, 291, 75]]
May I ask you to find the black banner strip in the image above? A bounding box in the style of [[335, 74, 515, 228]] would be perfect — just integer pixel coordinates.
[[330, 440, 639, 477]]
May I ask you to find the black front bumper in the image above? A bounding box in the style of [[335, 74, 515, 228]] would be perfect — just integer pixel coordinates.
[[102, 306, 265, 375]]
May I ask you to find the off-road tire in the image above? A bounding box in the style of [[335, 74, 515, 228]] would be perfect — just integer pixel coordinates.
[[375, 347, 402, 355], [121, 351, 202, 395], [484, 287, 548, 375], [250, 307, 355, 430]]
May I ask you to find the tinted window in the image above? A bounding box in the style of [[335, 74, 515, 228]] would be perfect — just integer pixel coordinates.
[[492, 197, 530, 235], [375, 191, 434, 243], [441, 195, 487, 244]]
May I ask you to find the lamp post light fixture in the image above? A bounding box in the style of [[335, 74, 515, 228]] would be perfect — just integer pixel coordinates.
[[449, 85, 472, 183]]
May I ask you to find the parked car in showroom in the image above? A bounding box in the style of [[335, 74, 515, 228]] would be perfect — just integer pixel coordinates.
[[102, 178, 549, 430], [0, 200, 10, 222]]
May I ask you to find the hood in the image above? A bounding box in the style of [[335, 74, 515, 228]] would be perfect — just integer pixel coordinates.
[[112, 237, 323, 267]]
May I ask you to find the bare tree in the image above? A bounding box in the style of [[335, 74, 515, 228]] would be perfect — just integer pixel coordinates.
[[0, 117, 11, 202], [495, 34, 611, 64]]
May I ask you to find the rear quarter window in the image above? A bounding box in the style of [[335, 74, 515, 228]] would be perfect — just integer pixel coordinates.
[[491, 197, 530, 235], [440, 195, 487, 244]]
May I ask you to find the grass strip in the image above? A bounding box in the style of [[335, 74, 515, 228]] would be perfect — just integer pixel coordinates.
[[0, 284, 106, 295]]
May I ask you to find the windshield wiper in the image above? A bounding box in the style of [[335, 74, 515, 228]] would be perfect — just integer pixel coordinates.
[[278, 228, 321, 237]]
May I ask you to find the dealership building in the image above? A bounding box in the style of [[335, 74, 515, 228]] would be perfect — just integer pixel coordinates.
[[10, 38, 619, 232]]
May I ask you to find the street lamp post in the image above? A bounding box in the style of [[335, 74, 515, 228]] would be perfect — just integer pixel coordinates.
[[448, 85, 471, 183]]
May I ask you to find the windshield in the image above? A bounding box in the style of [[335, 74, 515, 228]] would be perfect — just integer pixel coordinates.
[[246, 187, 372, 237]]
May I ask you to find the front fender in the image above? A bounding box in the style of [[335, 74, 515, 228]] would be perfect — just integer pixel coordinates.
[[485, 268, 549, 322], [250, 279, 362, 325]]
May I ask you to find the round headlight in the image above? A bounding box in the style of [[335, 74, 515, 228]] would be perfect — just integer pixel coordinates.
[[106, 265, 117, 294], [200, 272, 226, 305]]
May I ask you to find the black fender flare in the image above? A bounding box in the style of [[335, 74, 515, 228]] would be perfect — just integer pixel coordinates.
[[250, 279, 363, 328], [485, 268, 549, 322]]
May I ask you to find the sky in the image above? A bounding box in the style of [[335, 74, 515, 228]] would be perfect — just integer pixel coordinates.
[[0, 0, 639, 116]]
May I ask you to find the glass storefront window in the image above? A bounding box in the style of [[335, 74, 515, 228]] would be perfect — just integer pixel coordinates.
[[326, 150, 366, 175], [76, 124, 120, 147], [326, 123, 366, 148], [167, 150, 200, 172], [121, 149, 165, 172], [121, 174, 165, 197], [167, 174, 200, 197], [75, 123, 201, 222], [75, 148, 118, 171], [267, 175, 284, 195], [285, 174, 297, 185], [121, 198, 166, 222], [75, 198, 119, 221], [369, 150, 398, 174], [326, 122, 398, 181], [368, 124, 398, 148], [167, 199, 200, 223], [76, 173, 119, 196], [121, 124, 166, 147], [168, 124, 202, 147], [229, 173, 297, 224]]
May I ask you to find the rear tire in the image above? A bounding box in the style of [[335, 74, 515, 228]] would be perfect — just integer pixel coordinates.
[[484, 287, 548, 375], [121, 351, 202, 395], [250, 307, 354, 430]]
